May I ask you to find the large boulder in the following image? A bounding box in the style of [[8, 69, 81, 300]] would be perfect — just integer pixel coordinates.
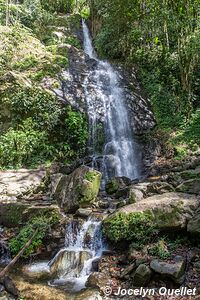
[[104, 192, 200, 231], [49, 249, 92, 277], [52, 166, 102, 213], [150, 256, 185, 284], [0, 201, 60, 228], [132, 181, 175, 197], [22, 262, 51, 281], [86, 272, 110, 289], [129, 188, 144, 203], [176, 179, 200, 195]]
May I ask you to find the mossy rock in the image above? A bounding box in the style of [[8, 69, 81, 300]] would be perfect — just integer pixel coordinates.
[[176, 179, 200, 194], [0, 202, 28, 227], [53, 166, 102, 213], [0, 202, 61, 228], [103, 192, 199, 237], [105, 177, 131, 195]]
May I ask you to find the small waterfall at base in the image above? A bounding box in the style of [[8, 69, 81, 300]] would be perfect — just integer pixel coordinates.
[[48, 218, 104, 292], [82, 20, 142, 185]]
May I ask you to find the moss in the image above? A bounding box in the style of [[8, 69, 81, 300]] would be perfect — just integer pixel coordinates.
[[52, 55, 68, 68], [0, 201, 61, 228], [153, 202, 184, 230], [84, 170, 97, 182], [105, 178, 119, 195], [23, 206, 60, 224], [75, 170, 102, 206], [0, 203, 28, 227], [103, 212, 156, 247], [79, 171, 102, 207]]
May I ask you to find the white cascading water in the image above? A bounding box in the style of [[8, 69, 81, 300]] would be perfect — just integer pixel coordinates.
[[24, 21, 142, 294], [48, 218, 103, 292], [82, 20, 141, 183], [25, 218, 103, 292]]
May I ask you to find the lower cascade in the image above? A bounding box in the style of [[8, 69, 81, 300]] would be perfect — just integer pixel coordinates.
[[26, 218, 104, 293], [48, 217, 103, 292]]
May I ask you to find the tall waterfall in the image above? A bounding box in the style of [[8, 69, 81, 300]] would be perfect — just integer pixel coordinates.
[[82, 20, 141, 183]]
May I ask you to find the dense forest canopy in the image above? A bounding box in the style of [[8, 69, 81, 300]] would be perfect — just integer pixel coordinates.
[[0, 0, 200, 168], [90, 0, 200, 156]]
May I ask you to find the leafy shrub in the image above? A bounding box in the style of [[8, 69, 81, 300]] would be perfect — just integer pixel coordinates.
[[9, 214, 59, 257], [0, 118, 50, 168], [9, 87, 62, 131], [0, 85, 88, 168], [148, 239, 170, 260], [66, 36, 81, 48], [103, 212, 157, 247], [40, 0, 74, 13], [64, 108, 88, 152]]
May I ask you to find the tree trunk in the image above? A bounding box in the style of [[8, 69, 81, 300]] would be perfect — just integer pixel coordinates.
[[0, 229, 38, 278]]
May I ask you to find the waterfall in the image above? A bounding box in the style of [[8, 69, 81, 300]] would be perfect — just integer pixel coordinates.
[[48, 218, 104, 292], [82, 20, 142, 184]]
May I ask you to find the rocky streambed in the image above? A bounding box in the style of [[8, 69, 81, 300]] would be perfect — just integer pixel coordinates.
[[0, 155, 200, 299]]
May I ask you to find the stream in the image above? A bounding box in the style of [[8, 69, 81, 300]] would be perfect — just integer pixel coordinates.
[[10, 20, 142, 298]]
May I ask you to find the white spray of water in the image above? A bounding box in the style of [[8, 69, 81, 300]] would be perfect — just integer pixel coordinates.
[[48, 218, 104, 292], [82, 20, 141, 183]]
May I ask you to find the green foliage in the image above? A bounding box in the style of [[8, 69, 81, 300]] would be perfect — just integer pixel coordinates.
[[9, 214, 59, 258], [9, 87, 62, 130], [0, 118, 49, 168], [103, 212, 157, 248], [0, 2, 89, 170], [148, 239, 170, 260], [13, 55, 39, 71], [85, 170, 97, 182], [40, 0, 74, 13], [66, 36, 81, 48], [64, 107, 88, 153], [91, 0, 200, 154], [0, 86, 88, 168]]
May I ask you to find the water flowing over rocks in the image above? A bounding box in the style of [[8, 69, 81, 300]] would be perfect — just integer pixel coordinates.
[[56, 32, 155, 136], [52, 20, 156, 180]]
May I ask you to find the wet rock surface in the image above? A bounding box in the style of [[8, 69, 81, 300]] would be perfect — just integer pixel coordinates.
[[54, 44, 156, 136]]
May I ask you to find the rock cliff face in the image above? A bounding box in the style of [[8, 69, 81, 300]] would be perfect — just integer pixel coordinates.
[[53, 44, 156, 135]]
